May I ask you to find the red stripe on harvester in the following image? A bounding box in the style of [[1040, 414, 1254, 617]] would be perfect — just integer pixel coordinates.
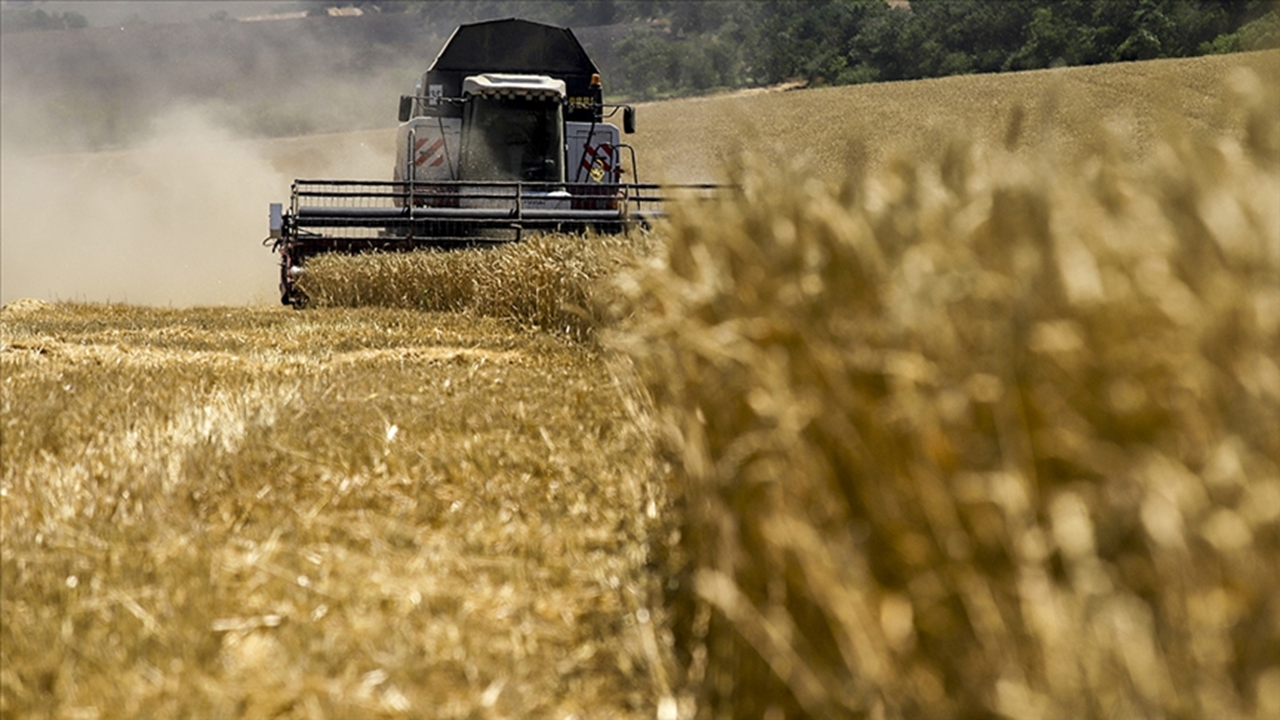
[[414, 138, 447, 167]]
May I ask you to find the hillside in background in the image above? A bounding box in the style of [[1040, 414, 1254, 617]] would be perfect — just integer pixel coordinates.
[[247, 49, 1279, 185], [3, 0, 1276, 153], [627, 49, 1280, 183]]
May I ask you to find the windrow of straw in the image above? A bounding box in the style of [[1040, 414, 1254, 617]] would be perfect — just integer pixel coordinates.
[[295, 232, 653, 342], [612, 68, 1280, 719]]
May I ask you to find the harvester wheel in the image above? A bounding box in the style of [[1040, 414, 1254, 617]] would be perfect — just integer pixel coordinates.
[[285, 288, 310, 309]]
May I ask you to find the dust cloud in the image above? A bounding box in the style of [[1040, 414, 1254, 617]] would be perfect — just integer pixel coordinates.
[[0, 11, 411, 307], [1, 108, 296, 306], [1, 95, 399, 308]]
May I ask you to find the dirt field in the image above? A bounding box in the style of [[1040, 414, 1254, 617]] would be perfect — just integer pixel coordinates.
[[3, 49, 1279, 718]]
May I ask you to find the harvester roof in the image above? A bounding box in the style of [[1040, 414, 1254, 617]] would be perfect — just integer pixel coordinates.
[[423, 18, 603, 123], [429, 18, 598, 76]]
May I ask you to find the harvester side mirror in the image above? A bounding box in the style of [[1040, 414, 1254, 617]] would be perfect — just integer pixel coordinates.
[[398, 96, 414, 123], [623, 106, 636, 134], [268, 203, 283, 239]]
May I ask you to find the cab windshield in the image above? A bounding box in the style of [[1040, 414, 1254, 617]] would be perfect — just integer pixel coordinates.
[[460, 96, 564, 183]]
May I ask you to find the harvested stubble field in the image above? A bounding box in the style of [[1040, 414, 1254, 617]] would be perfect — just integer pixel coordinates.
[[1, 303, 667, 717], [4, 50, 1280, 719]]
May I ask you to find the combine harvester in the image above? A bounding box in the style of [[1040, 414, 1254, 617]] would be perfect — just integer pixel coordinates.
[[266, 18, 719, 305]]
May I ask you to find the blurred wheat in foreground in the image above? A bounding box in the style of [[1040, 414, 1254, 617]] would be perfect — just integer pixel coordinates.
[[613, 69, 1280, 719]]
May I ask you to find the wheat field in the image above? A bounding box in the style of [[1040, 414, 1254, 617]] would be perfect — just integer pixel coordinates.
[[4, 50, 1279, 718], [236, 49, 1280, 184], [612, 55, 1280, 718]]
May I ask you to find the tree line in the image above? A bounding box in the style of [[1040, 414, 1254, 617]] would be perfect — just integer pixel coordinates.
[[7, 0, 1276, 98], [605, 0, 1279, 98], [310, 0, 1280, 98]]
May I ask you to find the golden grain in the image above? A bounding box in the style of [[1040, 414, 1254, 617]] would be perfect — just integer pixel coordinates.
[[614, 60, 1279, 719], [296, 231, 655, 343]]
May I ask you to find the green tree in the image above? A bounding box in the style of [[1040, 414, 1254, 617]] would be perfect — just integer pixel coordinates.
[[909, 0, 1035, 73]]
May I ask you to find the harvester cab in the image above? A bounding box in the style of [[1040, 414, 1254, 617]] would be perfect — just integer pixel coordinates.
[[396, 73, 578, 210], [456, 74, 567, 185], [266, 18, 712, 306]]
